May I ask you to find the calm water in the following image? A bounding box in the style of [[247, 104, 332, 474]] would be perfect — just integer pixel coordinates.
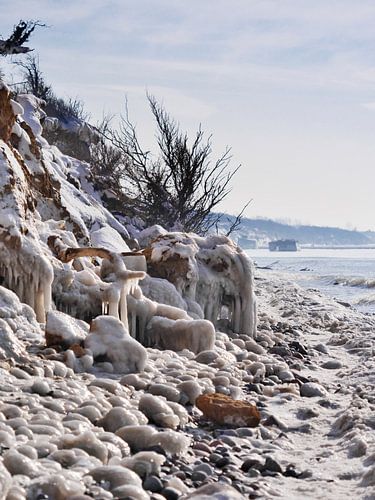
[[246, 248, 375, 314]]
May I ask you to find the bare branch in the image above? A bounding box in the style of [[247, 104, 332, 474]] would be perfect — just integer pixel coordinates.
[[225, 199, 253, 237]]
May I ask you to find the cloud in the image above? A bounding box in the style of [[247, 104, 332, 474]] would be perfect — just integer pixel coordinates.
[[361, 101, 375, 110]]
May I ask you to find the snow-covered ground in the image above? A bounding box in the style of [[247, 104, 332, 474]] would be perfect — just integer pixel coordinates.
[[0, 270, 374, 499]]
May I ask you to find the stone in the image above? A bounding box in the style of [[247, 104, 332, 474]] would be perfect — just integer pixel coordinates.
[[195, 393, 260, 427], [263, 457, 283, 473], [215, 457, 231, 468], [162, 487, 180, 500], [241, 457, 264, 472], [191, 470, 208, 482], [143, 475, 163, 493], [314, 343, 329, 354], [300, 382, 327, 398], [321, 360, 342, 369], [186, 483, 244, 499]]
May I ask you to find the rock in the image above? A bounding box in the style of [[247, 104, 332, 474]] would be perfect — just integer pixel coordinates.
[[215, 457, 231, 468], [321, 360, 342, 369], [98, 407, 139, 432], [191, 470, 208, 482], [45, 310, 88, 348], [194, 350, 218, 364], [296, 407, 319, 420], [149, 383, 181, 402], [195, 393, 260, 427], [88, 465, 142, 490], [186, 483, 245, 499], [278, 370, 295, 382], [162, 487, 180, 500], [300, 382, 327, 398], [289, 341, 308, 356], [241, 457, 264, 472], [263, 456, 283, 473], [209, 452, 222, 463], [143, 475, 163, 493], [314, 343, 329, 354], [193, 463, 214, 476], [244, 383, 262, 394], [263, 414, 288, 431], [30, 379, 51, 396]]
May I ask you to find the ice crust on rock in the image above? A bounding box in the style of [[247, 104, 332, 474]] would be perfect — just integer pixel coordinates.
[[146, 232, 257, 337], [85, 315, 147, 373]]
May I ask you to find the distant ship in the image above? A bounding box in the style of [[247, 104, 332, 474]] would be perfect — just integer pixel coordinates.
[[268, 239, 298, 252]]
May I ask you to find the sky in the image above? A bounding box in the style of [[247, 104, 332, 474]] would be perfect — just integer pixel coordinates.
[[1, 0, 375, 230]]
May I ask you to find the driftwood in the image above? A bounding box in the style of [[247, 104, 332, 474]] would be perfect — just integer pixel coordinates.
[[48, 235, 145, 264]]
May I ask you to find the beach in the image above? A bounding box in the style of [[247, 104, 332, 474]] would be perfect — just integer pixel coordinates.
[[0, 268, 374, 499]]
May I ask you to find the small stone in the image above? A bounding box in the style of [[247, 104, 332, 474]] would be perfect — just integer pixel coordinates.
[[191, 470, 208, 483], [174, 471, 186, 481], [144, 475, 163, 493], [263, 457, 283, 473], [237, 428, 255, 438], [162, 487, 180, 500], [241, 457, 264, 472], [278, 370, 295, 382], [263, 414, 288, 431], [209, 453, 222, 463], [193, 463, 213, 476], [321, 360, 342, 369], [247, 469, 261, 478], [215, 457, 231, 468], [220, 436, 237, 447], [245, 383, 263, 394], [192, 442, 211, 454], [300, 382, 327, 398], [314, 343, 329, 354], [289, 341, 308, 355], [30, 379, 51, 396]]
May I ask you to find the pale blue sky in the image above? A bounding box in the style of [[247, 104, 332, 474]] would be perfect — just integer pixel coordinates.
[[2, 0, 375, 230]]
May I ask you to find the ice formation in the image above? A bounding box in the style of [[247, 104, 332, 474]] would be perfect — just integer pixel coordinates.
[[146, 316, 215, 354], [145, 232, 257, 337], [85, 316, 147, 373]]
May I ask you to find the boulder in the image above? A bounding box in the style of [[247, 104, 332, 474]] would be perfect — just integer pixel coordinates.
[[195, 393, 260, 427]]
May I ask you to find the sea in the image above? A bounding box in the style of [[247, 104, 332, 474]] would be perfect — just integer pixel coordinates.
[[246, 248, 375, 314]]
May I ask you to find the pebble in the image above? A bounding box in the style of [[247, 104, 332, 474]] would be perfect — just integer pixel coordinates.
[[209, 452, 222, 463], [314, 343, 329, 354], [162, 487, 180, 500], [278, 370, 295, 382], [144, 475, 163, 493], [321, 360, 342, 369], [263, 457, 283, 473], [193, 463, 214, 476], [215, 457, 231, 468], [191, 470, 208, 482], [192, 442, 211, 454], [30, 379, 51, 396], [300, 382, 328, 397]]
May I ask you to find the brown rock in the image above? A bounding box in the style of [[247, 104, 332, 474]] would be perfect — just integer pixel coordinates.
[[196, 393, 260, 427], [69, 344, 86, 357]]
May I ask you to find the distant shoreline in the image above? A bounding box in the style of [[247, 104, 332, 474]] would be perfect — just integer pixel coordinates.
[[255, 245, 375, 250]]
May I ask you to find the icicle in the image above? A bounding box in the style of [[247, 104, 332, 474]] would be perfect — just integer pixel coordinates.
[[233, 295, 241, 333], [35, 287, 45, 323], [120, 285, 130, 333]]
